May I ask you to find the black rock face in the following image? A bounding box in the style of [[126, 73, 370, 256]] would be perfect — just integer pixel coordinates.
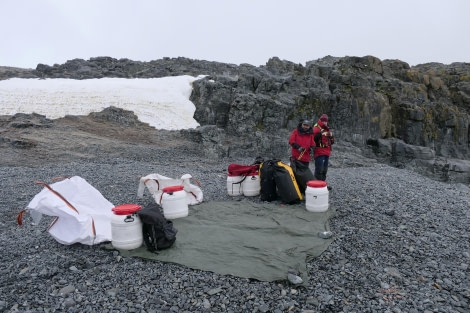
[[1, 56, 469, 183]]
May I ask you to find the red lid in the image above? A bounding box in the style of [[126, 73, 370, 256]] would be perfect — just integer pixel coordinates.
[[162, 185, 184, 193], [307, 180, 328, 188], [112, 204, 142, 215]]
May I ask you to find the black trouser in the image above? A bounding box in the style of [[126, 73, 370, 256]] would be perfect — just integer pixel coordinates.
[[314, 155, 329, 181]]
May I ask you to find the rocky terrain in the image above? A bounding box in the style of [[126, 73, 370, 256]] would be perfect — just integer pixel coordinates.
[[0, 107, 203, 168], [1, 56, 470, 184], [0, 107, 469, 313], [0, 56, 469, 311]]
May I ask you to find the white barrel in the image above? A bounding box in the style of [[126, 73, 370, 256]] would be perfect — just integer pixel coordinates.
[[242, 174, 260, 196], [111, 204, 143, 250], [161, 185, 188, 219], [305, 180, 329, 212], [227, 175, 244, 196]]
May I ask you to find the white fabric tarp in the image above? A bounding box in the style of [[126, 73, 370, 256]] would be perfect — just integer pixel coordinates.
[[137, 173, 203, 205], [25, 176, 115, 245]]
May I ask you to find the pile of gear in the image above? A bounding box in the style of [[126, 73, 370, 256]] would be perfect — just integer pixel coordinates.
[[15, 147, 335, 286], [17, 173, 204, 252], [226, 114, 335, 205], [14, 115, 336, 285]]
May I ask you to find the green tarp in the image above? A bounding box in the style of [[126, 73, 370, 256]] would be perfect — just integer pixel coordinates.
[[113, 200, 335, 285]]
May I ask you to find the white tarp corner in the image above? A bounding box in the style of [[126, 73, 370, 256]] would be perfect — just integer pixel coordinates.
[[23, 176, 115, 245]]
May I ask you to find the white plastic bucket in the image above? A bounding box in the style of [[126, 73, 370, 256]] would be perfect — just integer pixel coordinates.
[[227, 175, 244, 196], [161, 185, 188, 219], [305, 180, 329, 212], [111, 204, 143, 250], [242, 174, 260, 196]]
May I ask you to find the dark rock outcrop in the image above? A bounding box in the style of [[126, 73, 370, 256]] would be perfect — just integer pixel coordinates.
[[1, 56, 469, 183]]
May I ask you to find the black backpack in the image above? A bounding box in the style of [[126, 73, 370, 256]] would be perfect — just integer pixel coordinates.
[[259, 160, 278, 202], [137, 202, 178, 252], [259, 160, 303, 204]]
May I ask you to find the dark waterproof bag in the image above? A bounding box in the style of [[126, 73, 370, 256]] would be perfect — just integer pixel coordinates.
[[137, 202, 178, 252], [273, 161, 303, 204], [290, 159, 315, 193], [259, 160, 278, 202]]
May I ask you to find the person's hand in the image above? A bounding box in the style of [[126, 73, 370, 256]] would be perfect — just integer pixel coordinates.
[[298, 147, 305, 152]]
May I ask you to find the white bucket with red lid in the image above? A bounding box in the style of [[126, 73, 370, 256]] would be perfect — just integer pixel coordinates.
[[305, 180, 329, 212], [111, 203, 143, 250], [161, 185, 188, 219]]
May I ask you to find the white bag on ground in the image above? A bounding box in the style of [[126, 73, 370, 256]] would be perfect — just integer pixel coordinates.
[[137, 173, 203, 205], [22, 176, 115, 245]]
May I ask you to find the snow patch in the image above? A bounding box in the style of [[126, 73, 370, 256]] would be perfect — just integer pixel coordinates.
[[0, 75, 204, 130]]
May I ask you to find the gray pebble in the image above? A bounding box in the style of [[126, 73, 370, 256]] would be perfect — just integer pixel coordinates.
[[1, 157, 468, 312]]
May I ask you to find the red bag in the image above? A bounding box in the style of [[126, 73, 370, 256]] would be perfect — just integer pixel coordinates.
[[227, 163, 259, 176]]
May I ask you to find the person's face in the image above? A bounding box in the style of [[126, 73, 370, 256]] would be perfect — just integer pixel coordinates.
[[302, 123, 310, 129]]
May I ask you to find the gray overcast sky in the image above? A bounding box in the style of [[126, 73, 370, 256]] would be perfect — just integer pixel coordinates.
[[1, 0, 469, 69]]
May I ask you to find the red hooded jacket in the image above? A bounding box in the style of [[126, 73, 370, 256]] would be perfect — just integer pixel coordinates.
[[289, 123, 315, 162]]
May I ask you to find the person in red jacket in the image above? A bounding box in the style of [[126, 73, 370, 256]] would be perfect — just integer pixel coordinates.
[[289, 119, 315, 193], [313, 114, 335, 185]]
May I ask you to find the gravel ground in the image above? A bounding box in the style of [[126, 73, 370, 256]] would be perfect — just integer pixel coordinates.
[[1, 154, 469, 313]]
